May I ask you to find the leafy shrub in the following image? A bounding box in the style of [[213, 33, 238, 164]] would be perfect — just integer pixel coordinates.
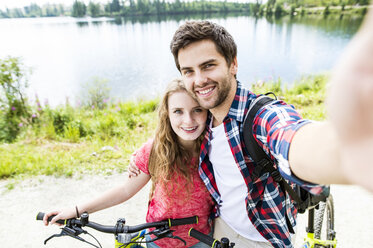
[[0, 57, 31, 142], [64, 120, 87, 142], [80, 77, 110, 110], [52, 110, 72, 135]]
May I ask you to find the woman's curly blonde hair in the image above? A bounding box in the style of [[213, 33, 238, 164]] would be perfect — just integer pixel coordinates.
[[148, 78, 205, 198]]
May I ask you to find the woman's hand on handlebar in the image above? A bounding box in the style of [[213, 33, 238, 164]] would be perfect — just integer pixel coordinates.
[[43, 207, 76, 226]]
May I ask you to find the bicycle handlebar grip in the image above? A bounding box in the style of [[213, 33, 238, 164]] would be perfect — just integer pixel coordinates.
[[169, 216, 198, 227], [36, 212, 65, 225], [189, 228, 217, 247]]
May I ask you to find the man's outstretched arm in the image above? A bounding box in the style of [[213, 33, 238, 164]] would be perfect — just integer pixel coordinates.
[[289, 8, 373, 191]]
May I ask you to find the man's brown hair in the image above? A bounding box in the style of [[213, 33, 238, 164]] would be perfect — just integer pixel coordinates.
[[170, 20, 237, 71]]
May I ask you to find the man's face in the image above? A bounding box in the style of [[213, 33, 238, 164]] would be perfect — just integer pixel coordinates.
[[177, 39, 237, 110]]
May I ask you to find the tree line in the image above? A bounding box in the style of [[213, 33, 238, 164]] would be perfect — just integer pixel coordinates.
[[0, 0, 370, 19], [0, 0, 250, 18]]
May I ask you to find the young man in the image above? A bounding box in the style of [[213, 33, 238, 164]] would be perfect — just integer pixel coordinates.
[[169, 8, 373, 248]]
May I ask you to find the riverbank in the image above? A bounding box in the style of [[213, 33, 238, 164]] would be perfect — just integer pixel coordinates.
[[1, 173, 372, 247], [0, 75, 327, 181]]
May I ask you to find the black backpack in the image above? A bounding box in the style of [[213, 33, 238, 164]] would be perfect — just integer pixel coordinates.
[[242, 94, 328, 233]]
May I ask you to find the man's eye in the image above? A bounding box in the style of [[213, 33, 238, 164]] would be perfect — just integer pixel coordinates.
[[183, 70, 192, 76], [204, 64, 214, 69]]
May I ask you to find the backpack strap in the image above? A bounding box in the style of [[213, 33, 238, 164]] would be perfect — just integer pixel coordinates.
[[243, 94, 304, 234]]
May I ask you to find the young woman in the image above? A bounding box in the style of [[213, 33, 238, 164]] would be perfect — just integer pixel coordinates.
[[43, 78, 214, 248]]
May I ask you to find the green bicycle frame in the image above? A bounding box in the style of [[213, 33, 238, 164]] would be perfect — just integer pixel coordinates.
[[302, 232, 337, 248], [115, 229, 147, 248]]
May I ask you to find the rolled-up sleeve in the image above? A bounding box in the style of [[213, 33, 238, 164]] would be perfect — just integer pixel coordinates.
[[253, 100, 325, 195]]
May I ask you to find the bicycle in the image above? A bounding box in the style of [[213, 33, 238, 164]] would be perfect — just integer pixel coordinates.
[[302, 195, 336, 248], [36, 212, 198, 248], [187, 195, 336, 248]]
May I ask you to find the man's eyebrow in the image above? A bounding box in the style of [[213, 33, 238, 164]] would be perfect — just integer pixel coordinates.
[[180, 59, 217, 71], [200, 59, 216, 67], [180, 65, 192, 71]]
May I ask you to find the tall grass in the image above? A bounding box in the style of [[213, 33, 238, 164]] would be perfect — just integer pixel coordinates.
[[251, 74, 327, 120], [0, 99, 158, 179]]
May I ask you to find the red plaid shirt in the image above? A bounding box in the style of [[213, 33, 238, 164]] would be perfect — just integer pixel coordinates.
[[198, 81, 325, 248]]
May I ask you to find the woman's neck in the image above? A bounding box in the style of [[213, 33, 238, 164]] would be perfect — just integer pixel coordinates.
[[178, 139, 197, 157]]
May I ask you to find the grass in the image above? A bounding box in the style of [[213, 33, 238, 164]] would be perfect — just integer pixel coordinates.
[[0, 74, 328, 180], [251, 74, 328, 121], [0, 99, 158, 180]]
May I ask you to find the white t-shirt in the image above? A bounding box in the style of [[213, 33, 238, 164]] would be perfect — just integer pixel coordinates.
[[209, 123, 267, 242]]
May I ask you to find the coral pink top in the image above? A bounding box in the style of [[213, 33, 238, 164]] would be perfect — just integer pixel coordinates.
[[134, 139, 214, 247]]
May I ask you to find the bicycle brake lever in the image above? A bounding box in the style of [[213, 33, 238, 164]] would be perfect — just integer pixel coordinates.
[[170, 235, 187, 246], [44, 233, 63, 245], [43, 227, 86, 245], [44, 227, 100, 248], [151, 229, 186, 246]]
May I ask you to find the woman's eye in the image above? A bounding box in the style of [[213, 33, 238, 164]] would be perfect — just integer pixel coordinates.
[[174, 110, 182, 114], [194, 108, 203, 113]]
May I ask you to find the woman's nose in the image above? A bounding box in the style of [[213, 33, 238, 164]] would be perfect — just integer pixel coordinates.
[[183, 112, 194, 124]]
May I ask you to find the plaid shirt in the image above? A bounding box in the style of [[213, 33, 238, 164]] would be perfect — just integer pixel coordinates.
[[198, 81, 325, 248]]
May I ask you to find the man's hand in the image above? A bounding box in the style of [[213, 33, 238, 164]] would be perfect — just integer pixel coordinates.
[[127, 152, 141, 178], [327, 9, 373, 191]]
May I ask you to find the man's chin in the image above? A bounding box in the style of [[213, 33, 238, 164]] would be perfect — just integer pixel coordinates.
[[197, 100, 217, 110]]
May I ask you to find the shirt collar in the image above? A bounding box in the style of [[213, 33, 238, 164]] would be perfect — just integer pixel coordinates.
[[226, 80, 251, 123], [206, 80, 252, 126]]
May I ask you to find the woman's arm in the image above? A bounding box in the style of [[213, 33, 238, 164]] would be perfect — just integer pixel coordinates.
[[43, 172, 150, 225]]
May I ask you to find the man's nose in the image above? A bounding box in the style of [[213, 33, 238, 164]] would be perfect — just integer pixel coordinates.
[[194, 70, 207, 86]]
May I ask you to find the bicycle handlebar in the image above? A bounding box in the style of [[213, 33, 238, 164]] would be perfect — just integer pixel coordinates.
[[37, 212, 198, 234], [189, 228, 217, 247], [189, 228, 235, 248]]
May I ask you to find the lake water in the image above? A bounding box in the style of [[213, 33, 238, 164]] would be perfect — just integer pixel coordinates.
[[0, 13, 364, 106]]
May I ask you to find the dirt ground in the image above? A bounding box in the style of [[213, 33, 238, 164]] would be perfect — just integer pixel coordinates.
[[1, 173, 372, 248]]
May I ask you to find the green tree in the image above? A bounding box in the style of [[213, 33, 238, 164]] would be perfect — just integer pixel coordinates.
[[58, 4, 65, 16], [274, 2, 284, 17], [111, 0, 121, 12], [9, 8, 24, 18], [72, 0, 86, 17], [137, 0, 151, 14], [88, 2, 101, 17]]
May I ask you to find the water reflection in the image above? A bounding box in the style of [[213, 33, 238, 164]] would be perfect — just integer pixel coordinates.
[[0, 13, 364, 106]]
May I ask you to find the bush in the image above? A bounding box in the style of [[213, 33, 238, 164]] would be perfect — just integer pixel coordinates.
[[52, 110, 73, 135], [80, 77, 111, 110], [0, 57, 31, 142], [64, 120, 87, 142]]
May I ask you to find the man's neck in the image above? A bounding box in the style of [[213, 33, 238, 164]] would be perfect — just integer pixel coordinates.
[[210, 80, 237, 127]]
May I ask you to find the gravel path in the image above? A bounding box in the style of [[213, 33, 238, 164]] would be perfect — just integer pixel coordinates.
[[1, 174, 372, 248]]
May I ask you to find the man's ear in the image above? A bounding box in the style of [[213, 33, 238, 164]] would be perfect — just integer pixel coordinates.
[[230, 57, 238, 75]]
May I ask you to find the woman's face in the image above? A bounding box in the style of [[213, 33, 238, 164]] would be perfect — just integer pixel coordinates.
[[168, 91, 207, 147]]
